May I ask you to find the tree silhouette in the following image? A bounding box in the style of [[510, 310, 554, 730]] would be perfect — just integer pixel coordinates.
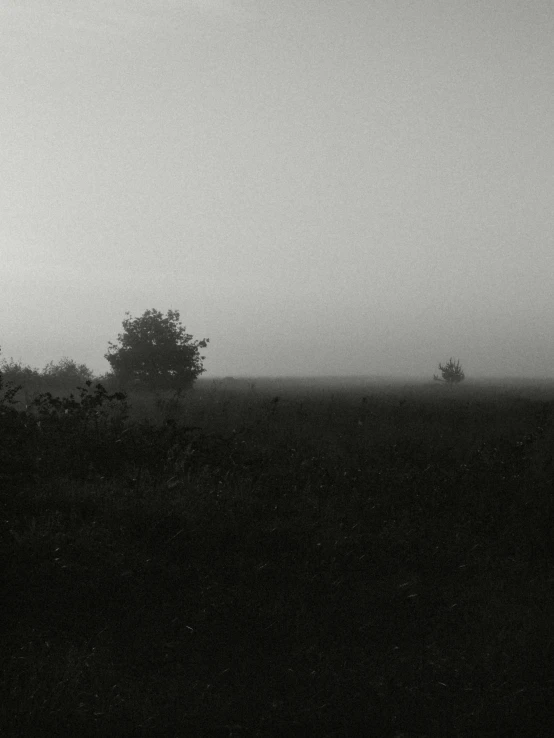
[[434, 357, 465, 384], [105, 309, 208, 392]]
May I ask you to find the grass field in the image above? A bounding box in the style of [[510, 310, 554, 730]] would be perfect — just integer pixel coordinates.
[[1, 377, 553, 736]]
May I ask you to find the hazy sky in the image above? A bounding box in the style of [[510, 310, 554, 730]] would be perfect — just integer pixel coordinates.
[[2, 0, 553, 378]]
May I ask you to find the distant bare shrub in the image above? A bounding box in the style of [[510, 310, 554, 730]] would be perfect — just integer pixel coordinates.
[[434, 357, 465, 384]]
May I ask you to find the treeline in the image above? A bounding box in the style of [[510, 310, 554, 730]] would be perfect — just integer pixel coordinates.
[[1, 309, 208, 402], [0, 355, 108, 404]]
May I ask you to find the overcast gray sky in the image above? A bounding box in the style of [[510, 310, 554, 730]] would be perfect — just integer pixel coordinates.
[[2, 0, 553, 379]]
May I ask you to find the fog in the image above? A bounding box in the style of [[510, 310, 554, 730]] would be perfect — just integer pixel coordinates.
[[2, 1, 553, 380]]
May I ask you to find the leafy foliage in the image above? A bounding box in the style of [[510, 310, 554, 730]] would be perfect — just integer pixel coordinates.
[[434, 357, 465, 384], [105, 309, 208, 392], [0, 362, 224, 487], [0, 367, 22, 411], [41, 357, 94, 388], [0, 355, 41, 403], [0, 376, 130, 485], [0, 352, 96, 405], [0, 370, 39, 484]]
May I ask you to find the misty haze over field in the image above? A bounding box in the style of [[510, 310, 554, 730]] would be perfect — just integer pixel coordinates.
[[2, 1, 553, 380]]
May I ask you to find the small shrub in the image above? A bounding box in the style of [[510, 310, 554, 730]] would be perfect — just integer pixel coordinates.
[[434, 357, 465, 384], [11, 382, 131, 481], [0, 369, 22, 410], [0, 370, 39, 484]]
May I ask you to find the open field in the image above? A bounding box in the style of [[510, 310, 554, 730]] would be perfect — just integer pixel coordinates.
[[1, 377, 553, 736]]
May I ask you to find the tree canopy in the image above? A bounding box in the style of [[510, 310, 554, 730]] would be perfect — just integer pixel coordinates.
[[105, 309, 208, 392]]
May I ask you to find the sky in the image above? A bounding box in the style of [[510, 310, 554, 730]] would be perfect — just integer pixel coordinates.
[[2, 0, 553, 379]]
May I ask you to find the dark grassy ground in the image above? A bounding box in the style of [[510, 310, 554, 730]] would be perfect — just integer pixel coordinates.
[[1, 379, 553, 736]]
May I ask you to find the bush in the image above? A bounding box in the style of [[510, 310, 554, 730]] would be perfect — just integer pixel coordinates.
[[0, 358, 43, 405], [0, 376, 131, 484], [0, 356, 96, 406], [41, 357, 94, 390], [434, 357, 465, 384], [0, 370, 39, 484], [28, 382, 130, 478]]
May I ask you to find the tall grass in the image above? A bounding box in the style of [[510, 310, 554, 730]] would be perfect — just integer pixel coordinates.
[[1, 377, 553, 736]]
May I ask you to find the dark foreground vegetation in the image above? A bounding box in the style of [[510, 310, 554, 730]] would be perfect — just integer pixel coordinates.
[[1, 375, 553, 736]]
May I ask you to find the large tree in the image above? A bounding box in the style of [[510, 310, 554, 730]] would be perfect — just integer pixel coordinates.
[[105, 309, 208, 392]]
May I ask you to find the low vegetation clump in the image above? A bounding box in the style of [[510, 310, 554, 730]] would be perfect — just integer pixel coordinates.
[[1, 372, 553, 736], [433, 357, 465, 384]]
